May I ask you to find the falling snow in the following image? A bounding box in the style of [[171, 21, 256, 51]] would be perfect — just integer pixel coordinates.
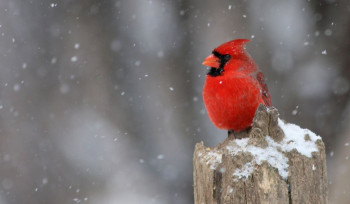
[[71, 56, 78, 62], [42, 178, 48, 185], [135, 60, 141, 66], [74, 43, 80, 49], [13, 84, 20, 92], [73, 198, 81, 203], [51, 57, 57, 64], [292, 106, 299, 115], [0, 2, 346, 204], [324, 29, 332, 36], [60, 84, 70, 94]]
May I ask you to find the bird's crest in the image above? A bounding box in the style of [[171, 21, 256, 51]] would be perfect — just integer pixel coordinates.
[[213, 39, 250, 56]]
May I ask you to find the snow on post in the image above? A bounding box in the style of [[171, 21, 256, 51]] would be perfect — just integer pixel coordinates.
[[193, 104, 328, 204]]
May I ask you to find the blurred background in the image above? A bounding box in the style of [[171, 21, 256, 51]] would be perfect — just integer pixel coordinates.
[[0, 0, 349, 203]]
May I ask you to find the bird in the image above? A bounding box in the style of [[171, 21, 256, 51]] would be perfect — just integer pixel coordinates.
[[202, 39, 272, 132]]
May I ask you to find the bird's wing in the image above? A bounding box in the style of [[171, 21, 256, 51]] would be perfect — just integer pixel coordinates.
[[256, 72, 272, 107]]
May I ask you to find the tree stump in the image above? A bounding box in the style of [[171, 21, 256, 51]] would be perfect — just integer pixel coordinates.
[[193, 105, 328, 204]]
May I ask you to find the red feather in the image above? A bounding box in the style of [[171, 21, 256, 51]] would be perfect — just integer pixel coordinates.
[[202, 39, 272, 131]]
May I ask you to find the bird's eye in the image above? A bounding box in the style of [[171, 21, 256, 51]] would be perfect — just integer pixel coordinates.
[[223, 54, 231, 61]]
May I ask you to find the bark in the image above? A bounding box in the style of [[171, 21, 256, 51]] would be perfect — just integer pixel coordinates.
[[193, 105, 328, 204]]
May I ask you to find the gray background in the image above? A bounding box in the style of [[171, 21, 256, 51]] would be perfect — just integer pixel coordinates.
[[0, 0, 349, 203]]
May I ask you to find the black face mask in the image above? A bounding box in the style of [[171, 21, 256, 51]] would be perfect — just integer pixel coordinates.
[[207, 51, 230, 77]]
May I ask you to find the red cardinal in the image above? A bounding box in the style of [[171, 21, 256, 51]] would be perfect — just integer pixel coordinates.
[[202, 39, 272, 131]]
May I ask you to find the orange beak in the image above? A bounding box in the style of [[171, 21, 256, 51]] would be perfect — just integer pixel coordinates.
[[202, 54, 220, 68]]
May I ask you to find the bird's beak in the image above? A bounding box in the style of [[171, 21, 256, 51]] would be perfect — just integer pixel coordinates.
[[202, 54, 220, 68]]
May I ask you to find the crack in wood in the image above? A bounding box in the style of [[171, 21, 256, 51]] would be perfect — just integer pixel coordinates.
[[213, 170, 222, 204], [243, 182, 247, 204], [287, 179, 292, 204]]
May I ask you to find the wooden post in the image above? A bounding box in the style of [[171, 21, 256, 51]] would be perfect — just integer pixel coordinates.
[[193, 105, 328, 204]]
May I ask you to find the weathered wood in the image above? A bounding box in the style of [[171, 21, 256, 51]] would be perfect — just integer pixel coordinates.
[[193, 105, 328, 204]]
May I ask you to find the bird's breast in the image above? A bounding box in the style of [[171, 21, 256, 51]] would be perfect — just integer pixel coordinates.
[[203, 74, 264, 130]]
